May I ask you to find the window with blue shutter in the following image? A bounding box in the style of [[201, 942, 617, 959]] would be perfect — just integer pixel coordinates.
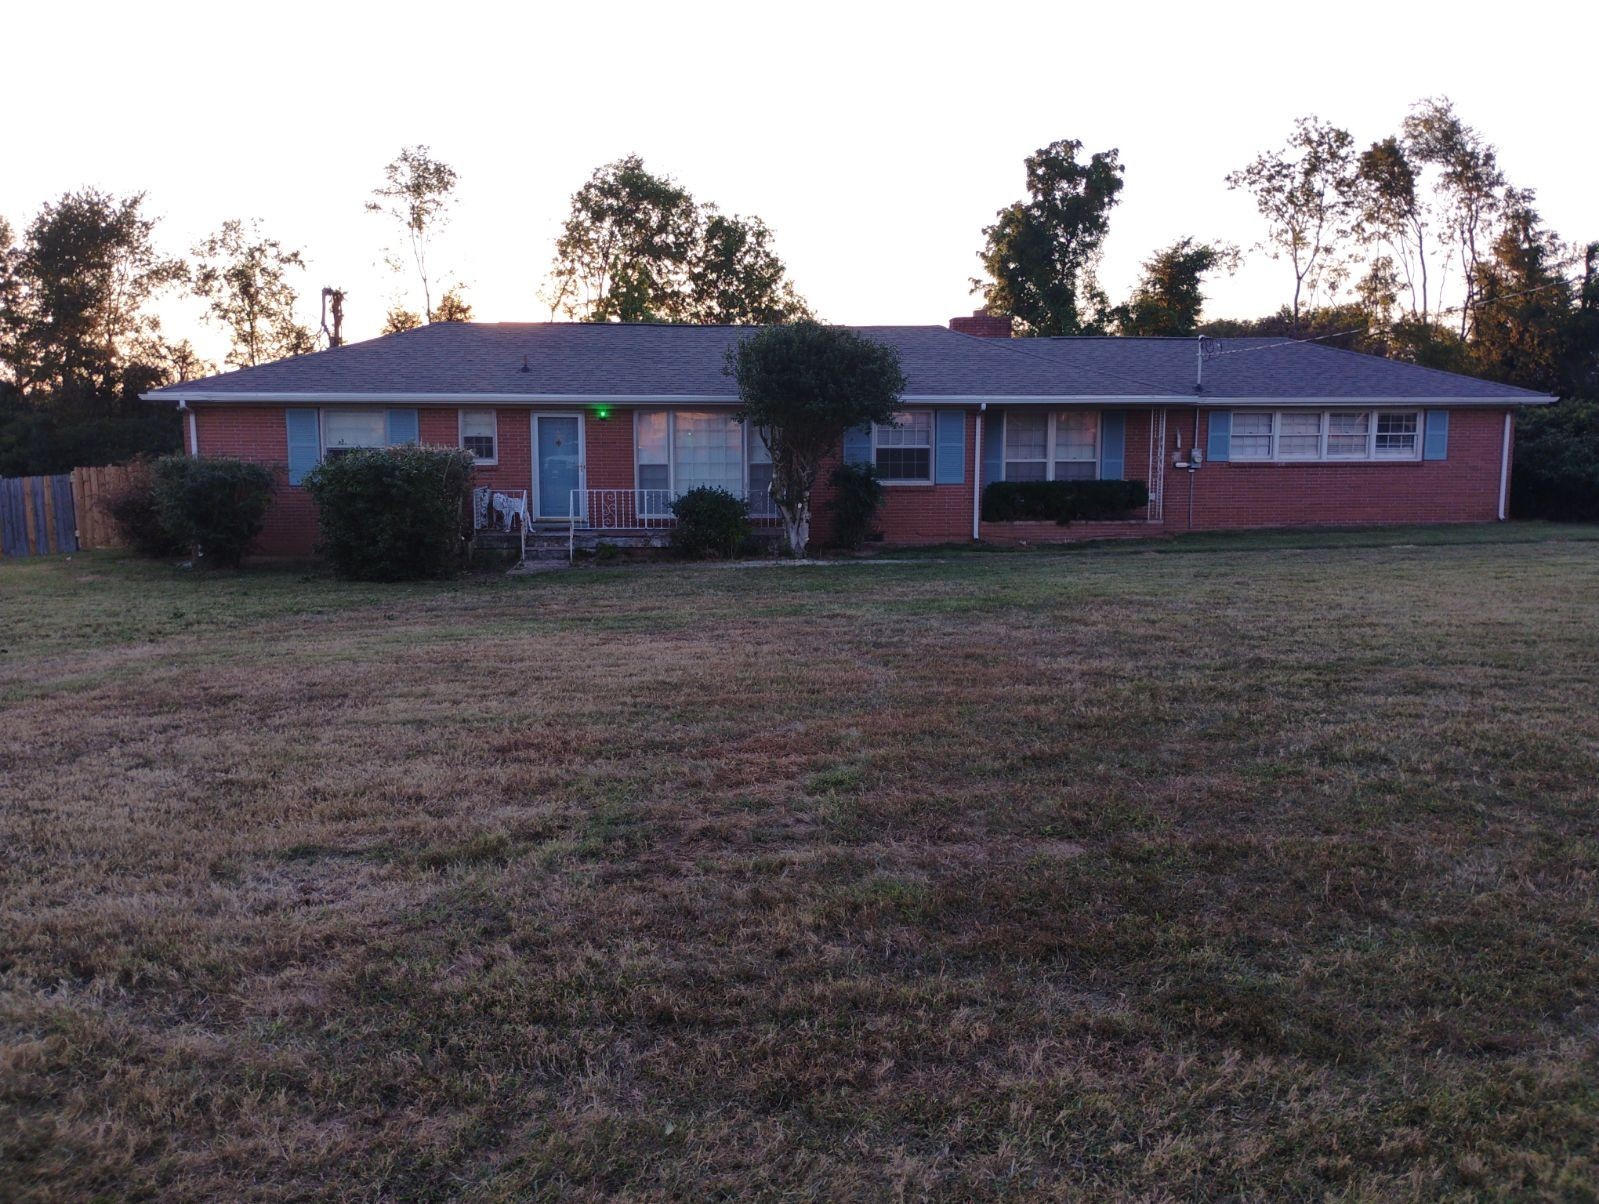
[[842, 424, 873, 466], [285, 409, 321, 485], [1099, 411, 1126, 480], [386, 408, 420, 445], [1207, 411, 1232, 462], [934, 410, 965, 484], [1423, 410, 1449, 460]]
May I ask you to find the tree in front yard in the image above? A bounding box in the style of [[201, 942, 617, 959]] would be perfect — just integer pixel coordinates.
[[727, 322, 905, 556]]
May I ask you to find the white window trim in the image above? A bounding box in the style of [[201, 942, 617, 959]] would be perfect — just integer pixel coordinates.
[[872, 409, 936, 486], [1230, 408, 1422, 463], [1373, 411, 1423, 460], [319, 407, 388, 457], [633, 409, 751, 505], [458, 408, 499, 465], [745, 423, 770, 487], [1001, 411, 1100, 482]]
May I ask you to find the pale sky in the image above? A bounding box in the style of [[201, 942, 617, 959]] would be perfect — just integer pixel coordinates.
[[8, 0, 1595, 365]]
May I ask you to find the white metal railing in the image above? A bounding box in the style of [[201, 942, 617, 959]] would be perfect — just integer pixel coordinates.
[[567, 488, 779, 561]]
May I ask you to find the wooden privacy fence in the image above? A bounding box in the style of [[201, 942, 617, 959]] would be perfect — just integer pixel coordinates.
[[71, 464, 133, 551], [0, 464, 134, 558]]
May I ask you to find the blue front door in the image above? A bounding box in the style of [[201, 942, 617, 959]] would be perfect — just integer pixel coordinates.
[[536, 415, 581, 517]]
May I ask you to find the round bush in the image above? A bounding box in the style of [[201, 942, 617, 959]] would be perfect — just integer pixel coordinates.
[[100, 457, 186, 558], [828, 461, 884, 550], [304, 445, 474, 580], [150, 455, 275, 567], [670, 486, 750, 558]]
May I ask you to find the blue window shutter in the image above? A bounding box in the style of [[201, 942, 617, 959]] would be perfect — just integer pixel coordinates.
[[983, 410, 1004, 484], [935, 410, 965, 484], [285, 409, 320, 486], [1207, 411, 1231, 462], [843, 424, 873, 466], [1424, 410, 1449, 460], [386, 408, 420, 445], [1099, 411, 1126, 480]]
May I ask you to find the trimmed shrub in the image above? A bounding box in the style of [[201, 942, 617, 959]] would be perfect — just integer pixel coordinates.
[[150, 455, 274, 567], [100, 457, 185, 558], [982, 479, 1151, 525], [828, 461, 885, 550], [671, 486, 749, 558], [304, 445, 474, 580], [1511, 399, 1599, 521]]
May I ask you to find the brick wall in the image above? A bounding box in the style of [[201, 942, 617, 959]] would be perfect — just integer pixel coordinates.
[[979, 408, 1155, 543], [190, 401, 1515, 558], [583, 411, 636, 491], [191, 405, 316, 556], [1173, 405, 1508, 530], [812, 411, 981, 546]]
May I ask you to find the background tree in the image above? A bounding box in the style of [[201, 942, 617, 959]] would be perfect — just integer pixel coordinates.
[[973, 139, 1124, 336], [0, 190, 189, 473], [2, 190, 188, 398], [1354, 135, 1433, 322], [1402, 98, 1506, 339], [192, 219, 316, 368], [1113, 238, 1238, 335], [544, 156, 809, 324], [381, 306, 422, 335], [381, 285, 471, 334], [366, 146, 458, 322], [544, 156, 700, 322], [1466, 191, 1575, 391], [687, 211, 811, 324], [1227, 117, 1356, 332], [727, 322, 904, 555], [430, 286, 473, 322]]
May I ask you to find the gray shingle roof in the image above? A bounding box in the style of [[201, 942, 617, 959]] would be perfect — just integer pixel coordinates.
[[145, 322, 1552, 404], [1008, 336, 1551, 400]]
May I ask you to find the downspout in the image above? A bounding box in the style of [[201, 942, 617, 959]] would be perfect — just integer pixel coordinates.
[[972, 403, 986, 541], [1188, 402, 1200, 531], [178, 400, 198, 457], [1497, 411, 1512, 521]]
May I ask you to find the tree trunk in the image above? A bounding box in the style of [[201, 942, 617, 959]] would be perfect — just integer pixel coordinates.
[[779, 499, 809, 558]]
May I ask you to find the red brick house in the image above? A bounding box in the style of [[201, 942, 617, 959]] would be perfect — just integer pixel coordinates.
[[144, 317, 1550, 556]]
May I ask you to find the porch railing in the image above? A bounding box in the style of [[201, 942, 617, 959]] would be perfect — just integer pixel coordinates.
[[473, 487, 530, 562], [567, 488, 779, 561]]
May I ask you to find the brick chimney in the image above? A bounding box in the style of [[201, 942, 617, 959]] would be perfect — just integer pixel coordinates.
[[950, 308, 1012, 338]]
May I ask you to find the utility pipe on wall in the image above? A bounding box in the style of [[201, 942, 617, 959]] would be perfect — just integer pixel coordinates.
[[1498, 411, 1512, 521], [972, 403, 986, 541]]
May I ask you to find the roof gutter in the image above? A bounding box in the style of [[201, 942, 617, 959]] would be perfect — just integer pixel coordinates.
[[143, 391, 1559, 408]]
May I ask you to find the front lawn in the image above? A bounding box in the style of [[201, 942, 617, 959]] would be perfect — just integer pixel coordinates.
[[3, 528, 1598, 1200]]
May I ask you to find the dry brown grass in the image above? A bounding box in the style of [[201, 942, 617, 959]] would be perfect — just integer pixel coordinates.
[[3, 528, 1598, 1200]]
